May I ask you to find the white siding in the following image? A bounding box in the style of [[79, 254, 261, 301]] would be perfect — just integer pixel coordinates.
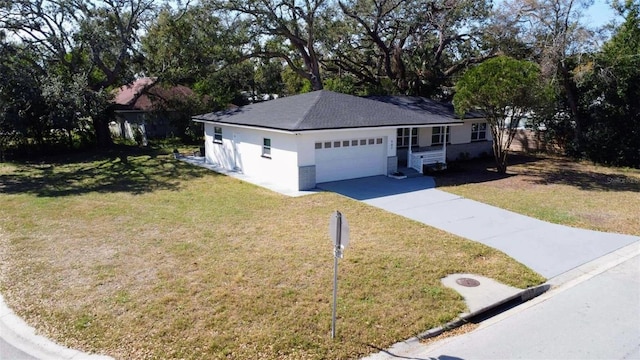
[[204, 124, 300, 191], [203, 126, 397, 191], [450, 120, 493, 144], [417, 127, 431, 147]]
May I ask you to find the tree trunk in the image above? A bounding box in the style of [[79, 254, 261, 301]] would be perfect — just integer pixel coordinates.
[[560, 63, 582, 149], [493, 138, 508, 174], [93, 116, 113, 148], [309, 71, 324, 91]]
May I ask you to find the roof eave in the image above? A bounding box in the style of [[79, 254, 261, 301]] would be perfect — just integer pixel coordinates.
[[192, 117, 463, 134]]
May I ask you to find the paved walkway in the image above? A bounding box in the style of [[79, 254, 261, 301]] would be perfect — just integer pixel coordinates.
[[318, 175, 639, 278], [178, 156, 318, 197]]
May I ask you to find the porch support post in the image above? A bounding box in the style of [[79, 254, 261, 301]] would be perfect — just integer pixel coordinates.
[[407, 127, 413, 169], [443, 126, 447, 163]]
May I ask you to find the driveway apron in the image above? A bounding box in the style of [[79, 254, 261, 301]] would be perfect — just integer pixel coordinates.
[[317, 176, 639, 278]]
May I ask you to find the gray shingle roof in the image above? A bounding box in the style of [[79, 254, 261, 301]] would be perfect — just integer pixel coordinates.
[[192, 90, 464, 132], [367, 95, 485, 119]]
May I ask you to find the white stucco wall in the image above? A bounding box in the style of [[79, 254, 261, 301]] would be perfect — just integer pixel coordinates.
[[451, 123, 470, 144], [451, 120, 493, 144], [203, 124, 399, 190], [204, 123, 300, 191]]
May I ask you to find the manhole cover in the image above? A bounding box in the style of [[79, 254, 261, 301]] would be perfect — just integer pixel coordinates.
[[456, 278, 480, 287]]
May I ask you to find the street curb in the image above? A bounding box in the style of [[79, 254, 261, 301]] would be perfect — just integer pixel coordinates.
[[547, 240, 640, 289], [361, 282, 551, 359], [415, 283, 551, 341], [0, 294, 113, 360], [363, 241, 640, 359], [418, 240, 640, 342]]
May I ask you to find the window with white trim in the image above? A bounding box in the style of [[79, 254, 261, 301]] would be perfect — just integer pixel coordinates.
[[471, 123, 487, 141], [213, 127, 223, 143], [262, 138, 271, 158], [397, 128, 418, 147], [431, 126, 450, 145]]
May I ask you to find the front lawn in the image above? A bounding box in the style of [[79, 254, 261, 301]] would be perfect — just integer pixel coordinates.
[[0, 148, 543, 359], [436, 154, 640, 236]]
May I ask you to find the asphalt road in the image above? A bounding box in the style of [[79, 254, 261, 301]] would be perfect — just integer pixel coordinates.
[[416, 254, 640, 359], [0, 336, 37, 359]]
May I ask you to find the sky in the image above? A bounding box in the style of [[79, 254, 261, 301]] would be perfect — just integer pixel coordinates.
[[493, 0, 622, 28], [585, 1, 621, 27]]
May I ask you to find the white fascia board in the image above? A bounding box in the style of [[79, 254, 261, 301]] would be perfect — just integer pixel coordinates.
[[192, 119, 297, 135], [192, 118, 464, 135], [297, 123, 464, 135]]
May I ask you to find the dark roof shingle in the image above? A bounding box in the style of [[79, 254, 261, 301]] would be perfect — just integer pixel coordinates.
[[367, 95, 485, 120], [193, 90, 464, 131]]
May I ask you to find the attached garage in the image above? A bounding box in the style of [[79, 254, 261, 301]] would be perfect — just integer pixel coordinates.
[[315, 137, 387, 183]]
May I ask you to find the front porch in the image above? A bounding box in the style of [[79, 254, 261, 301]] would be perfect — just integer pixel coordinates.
[[395, 125, 451, 175], [408, 146, 447, 173]]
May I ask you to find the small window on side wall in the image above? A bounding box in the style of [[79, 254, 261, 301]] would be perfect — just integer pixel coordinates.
[[262, 138, 271, 158], [471, 122, 487, 141], [214, 127, 223, 143]]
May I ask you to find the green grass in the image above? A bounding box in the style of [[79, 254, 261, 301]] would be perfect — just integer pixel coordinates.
[[0, 148, 544, 359], [437, 154, 640, 236]]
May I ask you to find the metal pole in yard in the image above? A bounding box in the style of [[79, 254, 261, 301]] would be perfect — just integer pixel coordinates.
[[331, 211, 342, 339]]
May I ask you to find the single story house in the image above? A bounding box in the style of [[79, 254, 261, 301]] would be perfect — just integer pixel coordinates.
[[192, 90, 492, 192], [111, 77, 196, 143]]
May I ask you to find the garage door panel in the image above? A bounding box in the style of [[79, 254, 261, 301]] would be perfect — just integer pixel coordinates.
[[315, 138, 386, 183]]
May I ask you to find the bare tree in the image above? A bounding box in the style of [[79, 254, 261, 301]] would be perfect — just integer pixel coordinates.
[[499, 0, 597, 147]]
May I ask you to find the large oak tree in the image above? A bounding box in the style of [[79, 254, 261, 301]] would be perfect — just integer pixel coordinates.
[[1, 0, 156, 147], [330, 0, 495, 96], [206, 0, 334, 91]]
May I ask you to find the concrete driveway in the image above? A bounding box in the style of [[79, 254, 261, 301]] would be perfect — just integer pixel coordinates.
[[317, 176, 639, 278]]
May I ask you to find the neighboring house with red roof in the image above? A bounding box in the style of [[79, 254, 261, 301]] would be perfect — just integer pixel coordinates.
[[111, 77, 196, 143]]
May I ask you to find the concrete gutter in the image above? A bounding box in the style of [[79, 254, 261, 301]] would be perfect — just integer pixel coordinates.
[[0, 294, 113, 360]]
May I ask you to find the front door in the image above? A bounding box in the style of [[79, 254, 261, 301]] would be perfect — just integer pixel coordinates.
[[396, 128, 418, 167]]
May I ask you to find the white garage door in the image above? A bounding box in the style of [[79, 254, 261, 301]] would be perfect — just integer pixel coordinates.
[[315, 137, 387, 183]]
